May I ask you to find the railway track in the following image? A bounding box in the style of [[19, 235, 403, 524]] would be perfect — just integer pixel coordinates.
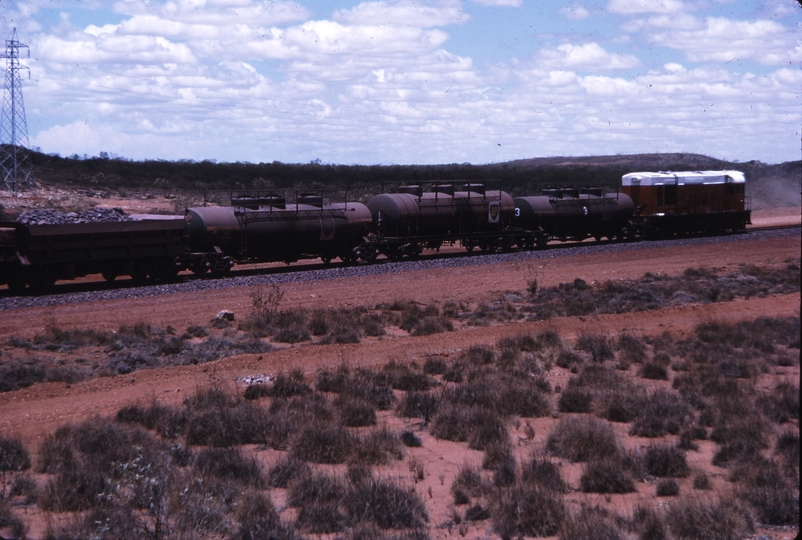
[[0, 223, 798, 311]]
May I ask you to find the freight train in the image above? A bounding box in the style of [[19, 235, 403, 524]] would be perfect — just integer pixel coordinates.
[[0, 170, 750, 292]]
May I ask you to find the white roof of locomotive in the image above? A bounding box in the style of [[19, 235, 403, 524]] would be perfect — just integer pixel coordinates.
[[622, 170, 745, 186]]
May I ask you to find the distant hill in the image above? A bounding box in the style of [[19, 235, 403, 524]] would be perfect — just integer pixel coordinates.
[[11, 147, 802, 210]]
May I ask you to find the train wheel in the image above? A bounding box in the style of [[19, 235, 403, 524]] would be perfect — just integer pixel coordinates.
[[132, 264, 148, 283], [102, 269, 117, 282], [212, 265, 231, 277], [191, 260, 208, 276], [28, 274, 56, 291], [7, 274, 26, 293], [363, 248, 378, 263], [321, 255, 333, 265]]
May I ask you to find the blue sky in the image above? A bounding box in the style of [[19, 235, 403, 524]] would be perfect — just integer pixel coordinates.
[[1, 0, 800, 165]]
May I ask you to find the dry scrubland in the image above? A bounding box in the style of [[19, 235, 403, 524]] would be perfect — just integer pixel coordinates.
[[0, 253, 799, 540]]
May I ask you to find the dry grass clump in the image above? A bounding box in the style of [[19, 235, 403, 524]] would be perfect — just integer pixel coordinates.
[[644, 444, 689, 478], [262, 369, 312, 398], [693, 472, 712, 490], [732, 456, 799, 526], [183, 388, 271, 447], [665, 497, 754, 540], [441, 371, 551, 419], [616, 333, 647, 364], [343, 475, 428, 530], [287, 469, 428, 534], [116, 400, 186, 438], [266, 455, 310, 489], [315, 364, 394, 410], [451, 465, 486, 505], [629, 389, 693, 438], [580, 455, 637, 494], [708, 398, 769, 466], [350, 427, 404, 466], [757, 380, 800, 424], [557, 385, 593, 413], [490, 481, 566, 538], [290, 421, 356, 464], [655, 479, 679, 497], [576, 333, 614, 363], [558, 505, 625, 540], [287, 470, 347, 533], [546, 416, 620, 462], [383, 361, 438, 392], [193, 447, 265, 488], [37, 417, 176, 512], [774, 430, 800, 472], [336, 394, 377, 427], [400, 431, 422, 448], [520, 454, 567, 493], [422, 356, 447, 375], [233, 492, 302, 540], [638, 355, 669, 380], [0, 497, 26, 539], [397, 391, 439, 424], [0, 437, 31, 497], [430, 404, 508, 451], [559, 364, 647, 422]]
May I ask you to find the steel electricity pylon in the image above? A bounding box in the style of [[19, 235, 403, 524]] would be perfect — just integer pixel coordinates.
[[0, 28, 33, 196]]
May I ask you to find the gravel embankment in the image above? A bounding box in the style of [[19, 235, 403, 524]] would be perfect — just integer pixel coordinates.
[[0, 227, 798, 311]]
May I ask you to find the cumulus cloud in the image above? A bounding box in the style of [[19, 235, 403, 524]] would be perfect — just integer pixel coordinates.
[[333, 0, 470, 27], [471, 0, 523, 6], [607, 0, 686, 14], [539, 43, 641, 71], [630, 15, 801, 65], [36, 32, 197, 64], [13, 0, 802, 165], [113, 0, 311, 26], [560, 5, 591, 19]]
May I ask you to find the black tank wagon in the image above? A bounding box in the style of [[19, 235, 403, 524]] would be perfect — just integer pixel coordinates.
[[513, 189, 635, 246], [366, 182, 515, 259], [183, 193, 373, 273]]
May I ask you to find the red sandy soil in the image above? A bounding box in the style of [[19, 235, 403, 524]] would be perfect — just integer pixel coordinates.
[[0, 207, 799, 540]]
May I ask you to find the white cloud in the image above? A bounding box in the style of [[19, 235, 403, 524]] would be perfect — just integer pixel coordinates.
[[15, 0, 802, 166], [113, 0, 311, 26], [559, 6, 590, 20], [635, 16, 801, 65], [332, 0, 470, 27], [539, 43, 641, 71], [607, 0, 686, 15], [36, 32, 197, 64], [471, 0, 522, 6]]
